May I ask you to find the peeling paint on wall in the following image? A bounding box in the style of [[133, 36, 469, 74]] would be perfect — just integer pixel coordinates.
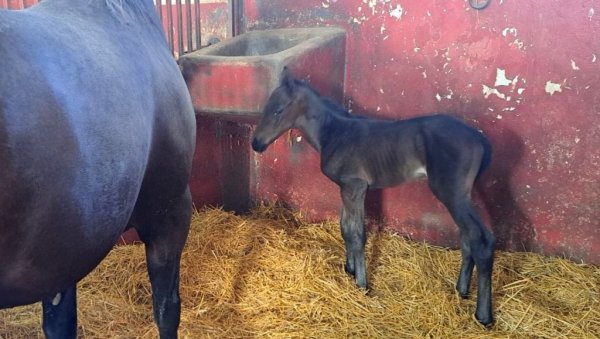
[[482, 84, 506, 100], [501, 27, 518, 37], [390, 4, 404, 19], [545, 81, 563, 96], [571, 59, 580, 71], [494, 68, 518, 87]]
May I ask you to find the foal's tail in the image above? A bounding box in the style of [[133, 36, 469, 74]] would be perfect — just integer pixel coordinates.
[[476, 134, 492, 181]]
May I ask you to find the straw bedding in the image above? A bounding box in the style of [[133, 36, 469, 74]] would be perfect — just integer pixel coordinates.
[[1, 205, 599, 338]]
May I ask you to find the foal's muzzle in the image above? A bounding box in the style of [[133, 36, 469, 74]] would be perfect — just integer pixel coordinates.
[[251, 138, 268, 153]]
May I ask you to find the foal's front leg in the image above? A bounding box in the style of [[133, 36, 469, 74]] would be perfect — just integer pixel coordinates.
[[339, 179, 368, 289]]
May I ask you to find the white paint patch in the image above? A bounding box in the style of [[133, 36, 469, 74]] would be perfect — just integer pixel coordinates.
[[52, 293, 62, 306], [545, 81, 563, 95], [413, 47, 421, 53], [377, 106, 381, 112], [494, 68, 518, 87], [379, 88, 385, 94], [571, 59, 580, 70], [593, 54, 597, 63], [435, 93, 442, 102], [512, 39, 525, 50], [503, 107, 516, 111], [575, 137, 581, 144], [589, 8, 595, 20], [380, 24, 386, 34], [496, 114, 503, 120], [390, 4, 404, 19], [482, 84, 506, 100], [321, 2, 330, 8], [422, 70, 427, 79], [517, 88, 526, 95], [295, 136, 302, 143], [502, 27, 518, 37], [366, 0, 377, 15]]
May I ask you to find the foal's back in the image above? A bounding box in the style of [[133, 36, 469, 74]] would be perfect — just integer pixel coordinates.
[[320, 113, 489, 189]]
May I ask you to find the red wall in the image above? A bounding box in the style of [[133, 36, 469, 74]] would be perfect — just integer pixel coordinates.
[[240, 0, 600, 264]]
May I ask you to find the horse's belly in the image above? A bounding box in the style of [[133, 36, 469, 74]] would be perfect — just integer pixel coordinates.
[[0, 167, 142, 308]]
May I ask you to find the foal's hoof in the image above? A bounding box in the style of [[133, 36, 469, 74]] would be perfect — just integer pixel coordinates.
[[344, 263, 355, 276]]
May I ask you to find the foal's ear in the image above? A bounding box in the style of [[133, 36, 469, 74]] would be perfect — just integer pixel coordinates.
[[280, 66, 297, 92]]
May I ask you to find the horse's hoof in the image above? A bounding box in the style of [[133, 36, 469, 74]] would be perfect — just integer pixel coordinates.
[[475, 314, 494, 329]]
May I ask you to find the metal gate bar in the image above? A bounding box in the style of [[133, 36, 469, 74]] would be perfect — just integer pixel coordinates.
[[194, 1, 201, 50]]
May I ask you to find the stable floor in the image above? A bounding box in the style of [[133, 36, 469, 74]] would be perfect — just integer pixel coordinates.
[[1, 206, 598, 338]]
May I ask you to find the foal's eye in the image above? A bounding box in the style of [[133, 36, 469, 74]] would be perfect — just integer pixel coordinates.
[[274, 108, 284, 116]]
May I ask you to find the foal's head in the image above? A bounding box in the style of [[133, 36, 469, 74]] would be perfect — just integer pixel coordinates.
[[252, 67, 309, 153]]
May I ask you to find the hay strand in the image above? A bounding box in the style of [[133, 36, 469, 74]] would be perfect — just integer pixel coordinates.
[[1, 205, 598, 338]]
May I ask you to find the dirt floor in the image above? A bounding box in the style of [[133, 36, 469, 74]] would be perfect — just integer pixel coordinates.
[[1, 206, 599, 338]]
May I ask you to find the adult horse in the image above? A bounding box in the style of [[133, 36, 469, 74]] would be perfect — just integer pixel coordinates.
[[0, 1, 196, 338], [252, 68, 495, 326]]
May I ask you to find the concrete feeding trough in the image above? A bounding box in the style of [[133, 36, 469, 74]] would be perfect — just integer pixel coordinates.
[[179, 27, 346, 117]]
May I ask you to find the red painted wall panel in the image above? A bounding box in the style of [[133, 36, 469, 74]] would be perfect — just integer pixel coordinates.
[[244, 0, 600, 264]]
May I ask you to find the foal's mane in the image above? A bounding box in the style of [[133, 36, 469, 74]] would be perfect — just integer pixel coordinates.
[[297, 79, 364, 119]]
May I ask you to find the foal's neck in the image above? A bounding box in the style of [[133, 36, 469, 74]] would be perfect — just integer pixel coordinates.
[[294, 88, 344, 154]]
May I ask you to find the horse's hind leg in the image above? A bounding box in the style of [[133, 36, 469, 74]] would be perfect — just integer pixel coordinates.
[[339, 179, 368, 289], [133, 187, 192, 339], [42, 286, 77, 339]]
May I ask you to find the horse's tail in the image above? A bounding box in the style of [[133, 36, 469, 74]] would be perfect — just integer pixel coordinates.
[[476, 134, 492, 181]]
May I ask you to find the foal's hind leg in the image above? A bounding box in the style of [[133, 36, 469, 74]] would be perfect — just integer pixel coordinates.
[[438, 195, 495, 326], [133, 187, 192, 339], [42, 286, 77, 339], [428, 167, 495, 326], [339, 179, 368, 289]]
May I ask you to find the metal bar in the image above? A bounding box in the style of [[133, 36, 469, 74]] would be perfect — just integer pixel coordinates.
[[228, 0, 234, 38], [229, 0, 243, 37], [194, 0, 201, 49], [166, 0, 174, 54], [176, 0, 183, 57], [186, 0, 193, 54], [156, 0, 163, 29]]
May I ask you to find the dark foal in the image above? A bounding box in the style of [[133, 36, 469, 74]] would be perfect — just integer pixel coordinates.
[[0, 1, 195, 338], [252, 68, 495, 326]]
